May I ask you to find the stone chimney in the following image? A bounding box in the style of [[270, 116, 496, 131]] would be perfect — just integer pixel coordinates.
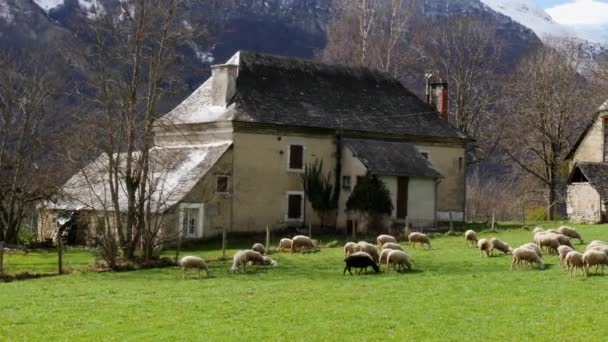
[[429, 82, 449, 121], [210, 64, 238, 107]]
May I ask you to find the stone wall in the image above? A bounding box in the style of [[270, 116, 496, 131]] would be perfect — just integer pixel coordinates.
[[567, 183, 602, 223]]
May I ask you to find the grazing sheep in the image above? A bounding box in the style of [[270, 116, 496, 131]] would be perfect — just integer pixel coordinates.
[[464, 230, 478, 247], [344, 241, 357, 257], [278, 238, 292, 252], [532, 227, 545, 235], [178, 256, 210, 278], [510, 247, 545, 270], [290, 235, 317, 253], [547, 229, 560, 234], [386, 250, 412, 273], [558, 226, 583, 244], [477, 239, 492, 257], [535, 234, 560, 255], [379, 248, 392, 265], [354, 241, 380, 263], [565, 251, 584, 277], [252, 243, 266, 255], [231, 250, 265, 273], [381, 242, 403, 251], [586, 241, 608, 253], [377, 234, 397, 247], [408, 232, 432, 249], [582, 250, 608, 276], [521, 243, 543, 258], [489, 238, 512, 256], [557, 245, 574, 269], [343, 252, 380, 275], [251, 255, 278, 266], [551, 233, 574, 249]]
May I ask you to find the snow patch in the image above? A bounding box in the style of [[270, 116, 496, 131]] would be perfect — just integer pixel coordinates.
[[33, 0, 64, 14], [78, 0, 104, 20], [192, 44, 215, 64], [0, 2, 13, 23]]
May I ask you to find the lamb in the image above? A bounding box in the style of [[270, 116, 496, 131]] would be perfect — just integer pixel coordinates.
[[477, 238, 492, 257], [252, 243, 266, 255], [510, 247, 545, 270], [386, 250, 412, 273], [582, 250, 608, 276], [231, 249, 265, 273], [278, 238, 292, 252], [521, 243, 543, 258], [557, 245, 574, 269], [377, 234, 397, 247], [565, 251, 584, 277], [354, 241, 380, 263], [464, 230, 478, 247], [178, 256, 211, 278], [251, 255, 278, 266], [558, 226, 583, 244], [408, 232, 432, 249], [344, 241, 357, 257], [343, 252, 380, 275], [532, 227, 545, 235], [489, 238, 512, 255], [380, 242, 403, 251], [290, 235, 317, 253]]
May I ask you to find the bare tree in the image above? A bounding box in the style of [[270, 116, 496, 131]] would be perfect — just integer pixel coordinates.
[[501, 40, 596, 220]]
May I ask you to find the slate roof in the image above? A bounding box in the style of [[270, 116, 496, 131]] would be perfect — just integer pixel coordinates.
[[568, 162, 608, 198], [343, 138, 443, 178], [45, 142, 232, 212], [163, 51, 468, 141]]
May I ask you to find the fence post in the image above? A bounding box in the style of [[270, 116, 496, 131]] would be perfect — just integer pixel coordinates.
[[308, 222, 312, 238], [0, 241, 4, 274], [522, 205, 526, 228], [265, 225, 270, 251], [491, 208, 496, 232], [222, 227, 227, 260], [57, 239, 63, 275], [448, 211, 454, 233]]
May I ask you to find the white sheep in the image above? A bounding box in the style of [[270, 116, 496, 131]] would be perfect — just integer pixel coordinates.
[[231, 249, 265, 273], [510, 247, 544, 270], [551, 233, 574, 249], [408, 232, 432, 249], [535, 233, 559, 254], [586, 241, 608, 254], [546, 228, 560, 234], [464, 230, 478, 247], [386, 250, 412, 273], [557, 245, 574, 269], [178, 256, 210, 278], [252, 243, 266, 255], [290, 235, 317, 253], [477, 238, 492, 257], [532, 227, 545, 235], [521, 243, 543, 258], [565, 251, 584, 277], [557, 226, 583, 244], [489, 238, 512, 256], [251, 255, 278, 266], [582, 250, 608, 276], [354, 241, 380, 263], [377, 234, 397, 247], [344, 241, 357, 257], [380, 242, 403, 251], [379, 248, 392, 265], [278, 238, 292, 252]]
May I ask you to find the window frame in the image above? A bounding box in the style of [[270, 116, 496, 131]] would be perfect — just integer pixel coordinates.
[[216, 175, 230, 194], [178, 203, 205, 238], [287, 144, 305, 172], [285, 191, 305, 222], [420, 151, 430, 160]]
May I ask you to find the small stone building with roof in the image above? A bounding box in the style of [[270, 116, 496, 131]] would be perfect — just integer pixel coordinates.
[[566, 99, 608, 223], [38, 51, 469, 241]]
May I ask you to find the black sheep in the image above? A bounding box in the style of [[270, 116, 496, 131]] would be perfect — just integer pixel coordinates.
[[343, 254, 380, 275]]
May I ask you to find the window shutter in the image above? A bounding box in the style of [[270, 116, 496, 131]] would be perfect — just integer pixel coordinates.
[[289, 145, 304, 169]]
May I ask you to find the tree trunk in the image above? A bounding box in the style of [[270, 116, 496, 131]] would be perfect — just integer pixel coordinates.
[[547, 185, 556, 221]]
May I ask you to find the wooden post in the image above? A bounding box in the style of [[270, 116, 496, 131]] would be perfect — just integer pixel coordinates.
[[491, 208, 496, 232], [522, 204, 526, 228], [175, 228, 182, 263], [352, 220, 356, 241], [449, 211, 454, 233], [57, 238, 63, 275], [0, 241, 4, 274], [265, 225, 270, 251], [222, 227, 227, 260], [308, 222, 312, 238]]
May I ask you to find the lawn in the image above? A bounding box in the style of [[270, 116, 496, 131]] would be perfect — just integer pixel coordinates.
[[1, 223, 608, 341]]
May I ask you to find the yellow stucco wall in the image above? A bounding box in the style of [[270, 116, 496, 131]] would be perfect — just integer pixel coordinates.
[[571, 113, 606, 166]]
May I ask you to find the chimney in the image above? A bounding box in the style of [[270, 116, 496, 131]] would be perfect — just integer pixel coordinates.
[[429, 82, 449, 121], [210, 64, 238, 107]]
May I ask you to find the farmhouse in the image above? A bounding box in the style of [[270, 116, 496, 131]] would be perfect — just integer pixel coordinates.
[[38, 51, 469, 242], [566, 99, 608, 223]]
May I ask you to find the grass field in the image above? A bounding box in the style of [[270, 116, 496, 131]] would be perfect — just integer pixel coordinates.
[[2, 223, 608, 341]]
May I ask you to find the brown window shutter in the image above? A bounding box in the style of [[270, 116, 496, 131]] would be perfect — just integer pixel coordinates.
[[288, 194, 302, 219], [289, 145, 304, 169]]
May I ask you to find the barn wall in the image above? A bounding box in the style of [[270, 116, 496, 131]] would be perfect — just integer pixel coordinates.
[[567, 183, 602, 223]]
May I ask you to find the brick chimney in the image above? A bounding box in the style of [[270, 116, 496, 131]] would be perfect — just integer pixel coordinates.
[[429, 82, 449, 121], [210, 64, 238, 107]]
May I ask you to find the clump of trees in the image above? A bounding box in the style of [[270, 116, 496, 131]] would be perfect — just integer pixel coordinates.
[[300, 159, 336, 228], [346, 173, 393, 233]]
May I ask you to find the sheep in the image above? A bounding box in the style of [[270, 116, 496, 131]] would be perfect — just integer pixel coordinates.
[[464, 230, 478, 247], [535, 234, 560, 255], [231, 249, 265, 273], [546, 229, 560, 234], [386, 250, 412, 273], [377, 234, 397, 247], [552, 233, 574, 249], [380, 242, 403, 251], [290, 235, 317, 253], [565, 251, 584, 277], [178, 256, 210, 278], [582, 250, 608, 276], [521, 243, 543, 258], [343, 252, 379, 275], [532, 227, 545, 235], [558, 226, 583, 244], [557, 245, 574, 269], [489, 238, 512, 256], [252, 243, 266, 255], [278, 238, 292, 252], [251, 255, 278, 266], [477, 238, 492, 257], [586, 241, 608, 253], [344, 241, 357, 257], [379, 248, 392, 265], [510, 247, 545, 270], [408, 232, 432, 249], [354, 241, 380, 263]]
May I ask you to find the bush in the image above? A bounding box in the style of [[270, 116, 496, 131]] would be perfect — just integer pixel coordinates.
[[526, 206, 548, 221], [17, 226, 37, 247]]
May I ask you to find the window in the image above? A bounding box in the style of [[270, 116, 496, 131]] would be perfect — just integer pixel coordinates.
[[420, 152, 429, 159], [286, 192, 304, 221], [458, 157, 463, 171], [288, 144, 304, 171], [342, 175, 352, 191], [180, 204, 204, 238], [216, 175, 229, 193]]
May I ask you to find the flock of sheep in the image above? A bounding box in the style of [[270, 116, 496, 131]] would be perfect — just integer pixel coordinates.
[[177, 226, 608, 279]]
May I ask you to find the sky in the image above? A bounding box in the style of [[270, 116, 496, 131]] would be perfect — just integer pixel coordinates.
[[539, 0, 608, 29]]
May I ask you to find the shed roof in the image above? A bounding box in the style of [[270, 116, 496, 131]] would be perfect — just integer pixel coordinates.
[[344, 138, 443, 178], [568, 162, 608, 198]]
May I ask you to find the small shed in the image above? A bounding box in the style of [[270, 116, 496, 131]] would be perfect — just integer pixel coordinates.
[[567, 162, 608, 223]]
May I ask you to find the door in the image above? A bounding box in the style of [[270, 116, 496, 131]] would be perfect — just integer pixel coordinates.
[[397, 177, 409, 219]]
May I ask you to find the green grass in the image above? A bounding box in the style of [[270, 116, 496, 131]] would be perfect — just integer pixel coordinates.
[[2, 223, 608, 341]]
